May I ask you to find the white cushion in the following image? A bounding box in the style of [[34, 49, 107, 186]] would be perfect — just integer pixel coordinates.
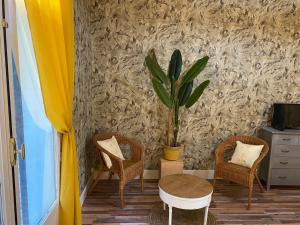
[[97, 136, 125, 168], [229, 141, 264, 168]]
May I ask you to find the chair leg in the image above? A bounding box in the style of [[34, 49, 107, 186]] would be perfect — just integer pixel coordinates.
[[255, 173, 264, 193], [88, 162, 105, 194], [140, 172, 144, 192], [213, 169, 217, 188], [119, 183, 125, 208], [248, 183, 253, 210], [109, 171, 114, 181], [213, 178, 217, 188]]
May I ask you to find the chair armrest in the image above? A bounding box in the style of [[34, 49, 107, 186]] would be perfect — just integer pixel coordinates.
[[215, 143, 225, 164], [250, 144, 269, 175], [215, 142, 235, 165], [122, 137, 144, 162]]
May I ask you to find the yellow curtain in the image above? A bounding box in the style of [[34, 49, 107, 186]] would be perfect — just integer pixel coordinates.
[[24, 0, 82, 224]]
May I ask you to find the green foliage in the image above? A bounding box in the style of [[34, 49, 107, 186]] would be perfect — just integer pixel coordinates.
[[168, 49, 182, 81], [185, 80, 210, 108], [181, 56, 209, 85], [151, 78, 172, 109], [144, 49, 210, 146], [145, 55, 169, 85], [178, 81, 193, 106]]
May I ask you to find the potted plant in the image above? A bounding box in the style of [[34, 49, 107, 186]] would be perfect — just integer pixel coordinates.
[[144, 49, 210, 160]]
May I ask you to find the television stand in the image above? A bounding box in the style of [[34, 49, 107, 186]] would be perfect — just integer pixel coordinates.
[[258, 127, 300, 190]]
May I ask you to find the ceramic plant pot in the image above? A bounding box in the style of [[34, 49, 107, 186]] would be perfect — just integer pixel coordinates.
[[163, 145, 182, 161]]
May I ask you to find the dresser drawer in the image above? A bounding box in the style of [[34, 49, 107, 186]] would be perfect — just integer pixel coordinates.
[[273, 145, 300, 157], [273, 134, 299, 145], [272, 157, 300, 168], [271, 169, 300, 185]]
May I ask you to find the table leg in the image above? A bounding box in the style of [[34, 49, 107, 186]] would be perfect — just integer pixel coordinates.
[[203, 206, 208, 225], [163, 202, 166, 210], [168, 205, 172, 225]]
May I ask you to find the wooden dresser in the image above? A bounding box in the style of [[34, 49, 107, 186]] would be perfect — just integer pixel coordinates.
[[258, 127, 300, 190]]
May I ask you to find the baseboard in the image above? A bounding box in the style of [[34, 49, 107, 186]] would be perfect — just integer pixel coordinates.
[[98, 169, 215, 180], [183, 170, 215, 179], [80, 169, 101, 205]]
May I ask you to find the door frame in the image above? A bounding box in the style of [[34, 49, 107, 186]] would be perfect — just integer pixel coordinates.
[[0, 72, 16, 225], [0, 0, 17, 224]]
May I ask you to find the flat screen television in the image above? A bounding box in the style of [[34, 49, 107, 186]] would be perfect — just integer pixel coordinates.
[[271, 103, 300, 130]]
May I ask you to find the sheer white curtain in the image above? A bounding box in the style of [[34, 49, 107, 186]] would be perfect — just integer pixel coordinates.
[[16, 0, 51, 132]]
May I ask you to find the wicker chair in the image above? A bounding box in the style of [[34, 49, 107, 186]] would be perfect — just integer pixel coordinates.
[[93, 132, 144, 208], [213, 135, 269, 210]]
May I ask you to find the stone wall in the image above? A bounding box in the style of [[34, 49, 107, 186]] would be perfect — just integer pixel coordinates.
[[76, 0, 300, 174], [73, 0, 96, 192]]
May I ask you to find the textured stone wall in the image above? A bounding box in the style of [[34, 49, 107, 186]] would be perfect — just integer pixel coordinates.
[[73, 0, 96, 192], [81, 0, 300, 171]]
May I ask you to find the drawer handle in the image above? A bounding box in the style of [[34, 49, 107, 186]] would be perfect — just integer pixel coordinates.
[[281, 150, 290, 153], [282, 138, 291, 141], [279, 162, 288, 165], [278, 176, 287, 179]]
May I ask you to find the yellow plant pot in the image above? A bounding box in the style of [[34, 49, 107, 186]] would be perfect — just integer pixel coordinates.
[[163, 146, 182, 161]]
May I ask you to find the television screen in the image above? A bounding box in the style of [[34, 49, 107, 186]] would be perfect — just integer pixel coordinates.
[[272, 103, 300, 130], [286, 104, 300, 129]]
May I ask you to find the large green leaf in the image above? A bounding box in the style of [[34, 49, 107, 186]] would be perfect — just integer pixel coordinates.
[[168, 49, 182, 81], [178, 81, 193, 106], [145, 55, 169, 85], [185, 80, 210, 108], [151, 78, 172, 108], [181, 56, 209, 85]]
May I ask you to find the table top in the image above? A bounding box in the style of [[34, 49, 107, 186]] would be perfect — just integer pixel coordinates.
[[158, 174, 213, 199]]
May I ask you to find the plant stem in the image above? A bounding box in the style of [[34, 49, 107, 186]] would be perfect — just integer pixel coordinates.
[[166, 108, 172, 146], [173, 99, 179, 146], [173, 128, 178, 147]]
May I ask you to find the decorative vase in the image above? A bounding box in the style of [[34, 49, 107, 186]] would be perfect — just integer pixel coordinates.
[[163, 145, 182, 161]]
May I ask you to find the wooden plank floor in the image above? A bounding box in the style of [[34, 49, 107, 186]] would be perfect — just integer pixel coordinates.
[[82, 179, 300, 225]]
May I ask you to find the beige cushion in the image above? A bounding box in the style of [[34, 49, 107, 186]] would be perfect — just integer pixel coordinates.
[[97, 136, 125, 168], [229, 141, 264, 168]]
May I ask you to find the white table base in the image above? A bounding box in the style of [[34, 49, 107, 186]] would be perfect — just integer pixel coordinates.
[[159, 187, 212, 225]]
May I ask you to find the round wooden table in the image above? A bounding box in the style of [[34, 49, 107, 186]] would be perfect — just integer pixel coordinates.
[[158, 174, 213, 225]]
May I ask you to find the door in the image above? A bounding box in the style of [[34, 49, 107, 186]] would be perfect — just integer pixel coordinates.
[[1, 0, 60, 224]]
